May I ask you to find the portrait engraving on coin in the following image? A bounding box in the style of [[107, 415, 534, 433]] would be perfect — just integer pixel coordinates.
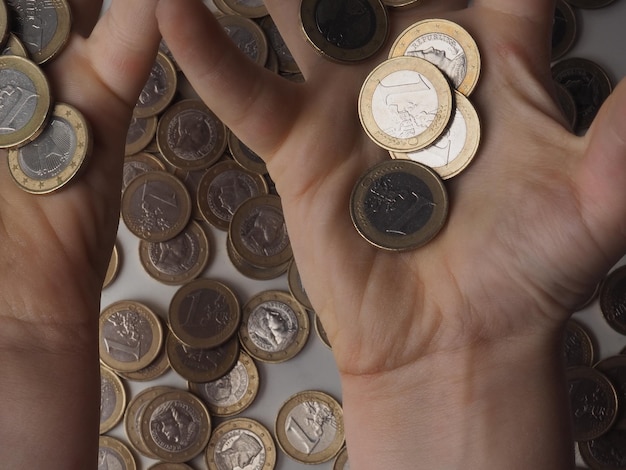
[[314, 0, 377, 50], [6, 0, 59, 57], [285, 400, 338, 455], [214, 429, 266, 470], [403, 33, 467, 89], [201, 360, 249, 407], [166, 109, 218, 161], [18, 115, 74, 179], [0, 69, 38, 134], [102, 309, 154, 364], [371, 70, 440, 140], [239, 206, 289, 257], [247, 301, 298, 352], [148, 230, 199, 276], [149, 400, 202, 452], [208, 170, 262, 221]]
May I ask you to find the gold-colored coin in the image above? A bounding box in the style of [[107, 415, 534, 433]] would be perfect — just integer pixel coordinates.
[[350, 160, 448, 251], [552, 0, 578, 61], [8, 102, 92, 193], [2, 33, 29, 58], [212, 0, 238, 15], [594, 355, 626, 430], [117, 345, 171, 382], [275, 390, 345, 465], [166, 331, 241, 383], [99, 300, 164, 373], [0, 1, 9, 49], [315, 313, 332, 349], [122, 151, 167, 193], [205, 417, 277, 470], [222, 0, 268, 18], [157, 99, 228, 171], [0, 55, 51, 149], [125, 114, 159, 156], [300, 0, 389, 63], [333, 446, 350, 470], [391, 90, 481, 179], [139, 219, 210, 285], [226, 232, 291, 280], [189, 350, 260, 417], [103, 241, 120, 289], [218, 14, 269, 66], [599, 265, 626, 336], [239, 290, 310, 363], [121, 170, 192, 243], [258, 15, 300, 75], [168, 278, 241, 349], [197, 159, 269, 231], [389, 18, 481, 96], [359, 56, 453, 153], [140, 389, 212, 463], [134, 51, 178, 118], [6, 0, 72, 64], [287, 258, 313, 311], [228, 130, 268, 175], [100, 365, 126, 434], [148, 464, 195, 470], [99, 436, 137, 470]]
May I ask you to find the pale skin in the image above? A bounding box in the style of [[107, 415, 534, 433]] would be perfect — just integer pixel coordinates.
[[1, 0, 626, 469]]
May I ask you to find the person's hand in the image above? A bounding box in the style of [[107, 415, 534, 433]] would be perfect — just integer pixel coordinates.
[[0, 1, 161, 467], [157, 1, 626, 468]]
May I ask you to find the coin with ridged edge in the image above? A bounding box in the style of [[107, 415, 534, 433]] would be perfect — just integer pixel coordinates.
[[98, 435, 137, 470], [2, 33, 29, 58], [300, 0, 389, 63], [8, 103, 92, 193], [275, 390, 345, 464], [103, 241, 120, 289], [117, 345, 170, 383], [134, 51, 177, 118], [350, 159, 448, 251], [359, 56, 453, 153], [205, 417, 277, 470], [125, 115, 158, 156], [99, 365, 126, 434]]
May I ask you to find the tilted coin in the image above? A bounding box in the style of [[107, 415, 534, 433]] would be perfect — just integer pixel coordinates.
[[315, 313, 332, 349], [350, 159, 449, 251], [2, 33, 29, 58], [599, 265, 626, 336], [125, 114, 159, 156], [100, 365, 126, 434], [99, 300, 164, 373], [134, 51, 178, 118], [567, 366, 618, 441], [554, 81, 578, 131], [300, 0, 389, 63], [552, 57, 612, 132], [205, 417, 277, 470], [140, 389, 212, 463], [167, 331, 241, 383], [222, 0, 268, 18], [189, 350, 260, 417], [197, 159, 269, 230], [8, 102, 92, 193], [258, 15, 300, 75], [118, 345, 171, 382], [359, 56, 453, 153], [121, 170, 192, 243], [578, 427, 626, 469], [157, 99, 228, 171], [389, 18, 481, 96], [169, 278, 241, 349], [275, 390, 345, 464], [226, 231, 291, 280], [333, 446, 350, 470], [287, 258, 313, 311], [565, 0, 617, 8], [139, 220, 210, 286], [552, 0, 578, 61], [0, 55, 51, 148], [6, 0, 72, 64], [98, 435, 137, 470], [391, 90, 480, 179], [595, 355, 626, 430], [239, 290, 310, 363], [218, 14, 269, 66], [122, 151, 167, 193], [228, 130, 268, 175], [563, 318, 595, 368], [103, 241, 120, 290]]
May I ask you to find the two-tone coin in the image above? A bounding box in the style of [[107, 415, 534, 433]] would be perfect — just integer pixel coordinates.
[[205, 417, 277, 470], [350, 159, 448, 251], [599, 265, 626, 335], [0, 1, 9, 48], [228, 131, 268, 175], [126, 115, 159, 156], [300, 0, 389, 63], [595, 355, 626, 430], [239, 290, 310, 363], [218, 14, 269, 66], [98, 435, 137, 470], [222, 0, 268, 18], [259, 15, 300, 75], [359, 56, 453, 153], [287, 259, 313, 311], [275, 390, 345, 464], [118, 344, 171, 383], [552, 0, 578, 61], [315, 313, 332, 349], [226, 232, 292, 280], [100, 365, 126, 434], [563, 318, 595, 368], [333, 446, 350, 470], [122, 152, 167, 192], [8, 102, 92, 193], [103, 241, 120, 289], [189, 350, 260, 417], [134, 51, 178, 118]]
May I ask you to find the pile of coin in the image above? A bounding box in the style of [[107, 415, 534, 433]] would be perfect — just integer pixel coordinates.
[[0, 0, 94, 194]]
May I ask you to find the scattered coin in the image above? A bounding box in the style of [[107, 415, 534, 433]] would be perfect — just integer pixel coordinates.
[[333, 446, 350, 470], [315, 313, 332, 349], [563, 318, 595, 368], [148, 463, 195, 470], [205, 417, 277, 470], [578, 427, 626, 469], [0, 55, 52, 149], [599, 265, 626, 335], [98, 435, 137, 470], [125, 115, 159, 156], [103, 241, 120, 290], [300, 0, 389, 63], [552, 0, 578, 61], [350, 159, 449, 251], [8, 102, 92, 193], [218, 14, 269, 66], [222, 0, 268, 18], [122, 152, 167, 193], [275, 390, 345, 464], [391, 90, 481, 179], [595, 355, 626, 430], [2, 32, 29, 58], [100, 365, 126, 434], [134, 51, 178, 118], [117, 345, 171, 383], [99, 300, 164, 373], [287, 258, 314, 311], [121, 170, 192, 243], [567, 366, 618, 441], [359, 56, 453, 153], [6, 0, 72, 64], [258, 15, 300, 75], [228, 130, 268, 175], [226, 231, 292, 280], [189, 350, 260, 417], [239, 290, 310, 363], [0, 2, 9, 48], [389, 18, 481, 96]]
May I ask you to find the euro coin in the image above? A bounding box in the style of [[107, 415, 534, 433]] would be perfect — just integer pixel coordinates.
[[98, 435, 137, 470], [99, 365, 126, 434], [134, 51, 178, 118]]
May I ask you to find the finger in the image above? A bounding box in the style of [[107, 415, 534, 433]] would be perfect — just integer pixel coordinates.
[[68, 0, 103, 37], [156, 0, 300, 158], [471, 0, 556, 22]]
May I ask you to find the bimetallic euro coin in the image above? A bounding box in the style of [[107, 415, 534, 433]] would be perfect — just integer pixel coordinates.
[[122, 152, 167, 193], [552, 0, 578, 61], [359, 56, 453, 153], [315, 313, 332, 349], [125, 115, 158, 156], [2, 33, 29, 58], [218, 14, 269, 66], [389, 18, 481, 96], [391, 90, 480, 179], [0, 55, 51, 149], [99, 365, 126, 434], [8, 103, 92, 193], [599, 265, 626, 335], [134, 51, 178, 118], [99, 436, 137, 470], [350, 160, 448, 251], [226, 231, 292, 280], [103, 241, 120, 289], [287, 258, 313, 311], [222, 0, 268, 18], [275, 390, 345, 464], [300, 0, 389, 63], [228, 130, 268, 175], [148, 463, 195, 470], [333, 446, 350, 470], [0, 1, 9, 48]]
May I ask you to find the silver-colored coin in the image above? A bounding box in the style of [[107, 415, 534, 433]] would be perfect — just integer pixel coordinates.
[[258, 15, 299, 74], [125, 115, 159, 156], [122, 152, 167, 193], [134, 51, 178, 118], [2, 33, 28, 58], [100, 365, 126, 434], [98, 435, 137, 470], [218, 14, 269, 66]]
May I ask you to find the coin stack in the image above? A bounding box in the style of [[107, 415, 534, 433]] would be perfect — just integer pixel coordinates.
[[0, 0, 94, 194]]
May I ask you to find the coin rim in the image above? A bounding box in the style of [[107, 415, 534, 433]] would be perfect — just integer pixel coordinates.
[[99, 365, 127, 434], [98, 435, 137, 470], [217, 14, 269, 66], [133, 51, 178, 118]]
